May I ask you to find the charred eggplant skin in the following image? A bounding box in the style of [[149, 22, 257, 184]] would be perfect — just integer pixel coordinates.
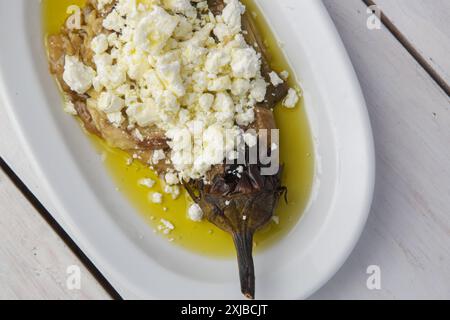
[[185, 164, 285, 299]]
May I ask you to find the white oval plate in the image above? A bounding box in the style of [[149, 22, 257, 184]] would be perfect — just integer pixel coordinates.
[[0, 0, 375, 299]]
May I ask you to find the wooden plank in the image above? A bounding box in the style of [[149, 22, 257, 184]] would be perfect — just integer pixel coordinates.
[[312, 0, 450, 299], [373, 0, 450, 93], [0, 168, 111, 299]]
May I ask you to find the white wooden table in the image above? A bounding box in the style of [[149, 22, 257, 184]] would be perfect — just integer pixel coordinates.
[[1, 0, 449, 300]]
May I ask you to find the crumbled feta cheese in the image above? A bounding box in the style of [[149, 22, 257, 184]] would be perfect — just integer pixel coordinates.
[[280, 70, 289, 80], [80, 0, 300, 182], [174, 17, 193, 40], [164, 184, 181, 199], [205, 49, 231, 74], [236, 107, 255, 126], [139, 178, 156, 188], [135, 6, 179, 54], [250, 78, 267, 102], [156, 56, 185, 97], [188, 204, 204, 222], [283, 88, 299, 108], [103, 9, 125, 32], [98, 91, 125, 113], [160, 219, 175, 233], [63, 56, 95, 94], [213, 23, 232, 42], [151, 192, 163, 204], [107, 112, 124, 127], [152, 149, 166, 164], [165, 172, 179, 185], [208, 75, 231, 92], [163, 0, 197, 18], [126, 103, 158, 127], [221, 0, 246, 34], [231, 48, 260, 79], [269, 71, 284, 87], [91, 34, 109, 54], [198, 93, 214, 111], [231, 78, 250, 96]]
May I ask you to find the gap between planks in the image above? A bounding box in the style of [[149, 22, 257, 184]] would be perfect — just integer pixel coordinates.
[[0, 157, 122, 300], [362, 0, 450, 97]]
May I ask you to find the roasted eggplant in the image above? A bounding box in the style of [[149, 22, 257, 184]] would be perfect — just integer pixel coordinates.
[[47, 0, 289, 299], [182, 0, 289, 299]]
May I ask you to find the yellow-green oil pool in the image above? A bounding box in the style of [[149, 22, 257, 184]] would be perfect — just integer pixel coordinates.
[[42, 0, 314, 257]]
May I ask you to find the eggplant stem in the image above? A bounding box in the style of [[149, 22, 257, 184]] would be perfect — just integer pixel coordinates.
[[232, 231, 255, 300]]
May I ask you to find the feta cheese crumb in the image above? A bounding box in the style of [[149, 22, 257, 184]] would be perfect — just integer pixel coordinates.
[[161, 219, 175, 230], [91, 34, 109, 54], [231, 48, 260, 79], [151, 192, 163, 204], [165, 172, 180, 185], [63, 56, 95, 94], [139, 178, 155, 188], [198, 93, 214, 111], [164, 185, 181, 199], [152, 150, 166, 164], [135, 6, 179, 54], [269, 71, 284, 87], [102, 9, 125, 32], [159, 218, 175, 234], [106, 112, 124, 127], [250, 78, 267, 102], [283, 88, 300, 108], [280, 70, 289, 80], [98, 91, 124, 113], [188, 204, 204, 222], [221, 0, 246, 34]]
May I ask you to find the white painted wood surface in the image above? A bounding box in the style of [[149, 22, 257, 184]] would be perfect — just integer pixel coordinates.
[[375, 0, 450, 87], [312, 0, 450, 299], [0, 0, 449, 299], [0, 169, 110, 299]]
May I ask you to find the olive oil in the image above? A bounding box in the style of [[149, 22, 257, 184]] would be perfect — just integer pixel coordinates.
[[42, 0, 314, 257]]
